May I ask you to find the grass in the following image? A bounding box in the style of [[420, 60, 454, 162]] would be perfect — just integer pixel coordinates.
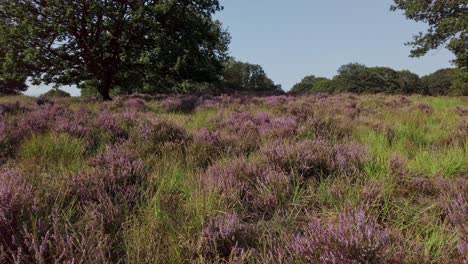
[[0, 94, 466, 263]]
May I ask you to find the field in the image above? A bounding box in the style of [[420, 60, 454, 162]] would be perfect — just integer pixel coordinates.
[[0, 94, 467, 263]]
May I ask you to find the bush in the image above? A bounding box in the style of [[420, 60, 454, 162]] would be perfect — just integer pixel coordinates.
[[42, 89, 71, 98], [161, 96, 199, 113], [283, 209, 399, 263], [204, 159, 291, 218]]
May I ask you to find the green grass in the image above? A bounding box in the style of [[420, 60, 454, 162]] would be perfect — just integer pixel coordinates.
[[20, 133, 86, 174]]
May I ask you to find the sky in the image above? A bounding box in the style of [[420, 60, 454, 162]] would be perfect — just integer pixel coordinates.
[[25, 0, 454, 96]]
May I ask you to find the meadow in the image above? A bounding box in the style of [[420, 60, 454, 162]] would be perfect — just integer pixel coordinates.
[[0, 93, 466, 263]]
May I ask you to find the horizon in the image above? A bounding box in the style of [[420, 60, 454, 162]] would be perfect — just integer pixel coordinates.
[[24, 0, 455, 96]]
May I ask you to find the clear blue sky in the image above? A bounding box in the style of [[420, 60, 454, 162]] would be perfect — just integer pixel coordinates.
[[25, 0, 454, 96]]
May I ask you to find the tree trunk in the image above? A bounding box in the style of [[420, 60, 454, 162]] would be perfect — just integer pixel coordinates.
[[97, 73, 113, 101]]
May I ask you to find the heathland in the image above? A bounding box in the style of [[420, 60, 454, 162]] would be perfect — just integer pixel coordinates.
[[0, 94, 466, 263]]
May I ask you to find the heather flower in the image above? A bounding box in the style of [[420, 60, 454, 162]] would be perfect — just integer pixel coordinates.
[[193, 128, 222, 145], [260, 140, 335, 180], [71, 144, 146, 214], [161, 96, 198, 113], [95, 109, 136, 140], [286, 209, 398, 263], [0, 168, 34, 255], [201, 213, 256, 261], [54, 108, 95, 138], [216, 111, 298, 140], [18, 104, 70, 135], [298, 115, 354, 141], [204, 159, 291, 218], [190, 129, 225, 167], [0, 102, 29, 116], [438, 178, 468, 261], [454, 106, 468, 117], [416, 103, 434, 114], [389, 155, 408, 178], [334, 143, 368, 174], [125, 98, 146, 111], [131, 119, 192, 154]]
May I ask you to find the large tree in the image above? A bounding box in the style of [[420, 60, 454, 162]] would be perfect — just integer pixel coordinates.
[[0, 0, 229, 100], [221, 59, 281, 92], [291, 75, 329, 93], [391, 0, 468, 68], [0, 79, 27, 95]]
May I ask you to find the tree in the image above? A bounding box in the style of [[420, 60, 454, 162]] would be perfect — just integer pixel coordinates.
[[0, 0, 229, 100], [291, 75, 329, 93], [421, 68, 455, 95], [42, 89, 71, 98], [391, 0, 468, 68], [396, 70, 425, 94], [222, 59, 281, 92], [0, 79, 27, 95], [450, 68, 468, 96]]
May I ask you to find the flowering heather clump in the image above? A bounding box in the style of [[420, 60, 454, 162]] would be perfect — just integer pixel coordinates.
[[201, 213, 256, 261], [96, 109, 140, 140], [77, 145, 146, 204], [298, 114, 354, 141], [455, 106, 468, 116], [131, 119, 192, 154], [261, 140, 334, 180], [204, 159, 291, 218], [416, 103, 434, 114], [161, 96, 198, 113], [260, 95, 294, 107], [0, 168, 34, 256], [216, 112, 298, 140], [334, 143, 368, 174], [261, 140, 367, 180], [54, 108, 96, 138], [125, 98, 146, 111], [190, 129, 225, 167], [442, 119, 468, 147], [285, 209, 398, 263], [194, 128, 222, 145], [18, 104, 70, 135], [0, 102, 29, 116], [438, 178, 468, 261], [389, 155, 408, 178]]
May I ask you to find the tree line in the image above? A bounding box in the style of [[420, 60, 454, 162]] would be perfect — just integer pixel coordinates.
[[291, 64, 467, 96], [0, 0, 466, 99]]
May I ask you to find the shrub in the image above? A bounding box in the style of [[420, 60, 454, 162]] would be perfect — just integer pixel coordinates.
[[131, 119, 192, 155], [124, 98, 146, 111], [74, 144, 146, 207], [261, 140, 367, 181], [201, 213, 256, 261], [0, 102, 29, 116], [161, 96, 199, 113], [0, 168, 34, 257], [438, 178, 468, 262], [204, 159, 291, 218], [42, 89, 71, 98], [284, 209, 399, 263]]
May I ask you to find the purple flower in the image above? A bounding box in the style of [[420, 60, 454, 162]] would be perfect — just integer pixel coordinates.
[[201, 213, 255, 260], [286, 209, 397, 263], [204, 159, 291, 218]]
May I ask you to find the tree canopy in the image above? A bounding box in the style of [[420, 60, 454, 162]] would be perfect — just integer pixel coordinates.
[[0, 0, 230, 100], [0, 79, 27, 95], [291, 75, 328, 93], [391, 0, 468, 69], [221, 59, 282, 93], [290, 63, 460, 95]]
